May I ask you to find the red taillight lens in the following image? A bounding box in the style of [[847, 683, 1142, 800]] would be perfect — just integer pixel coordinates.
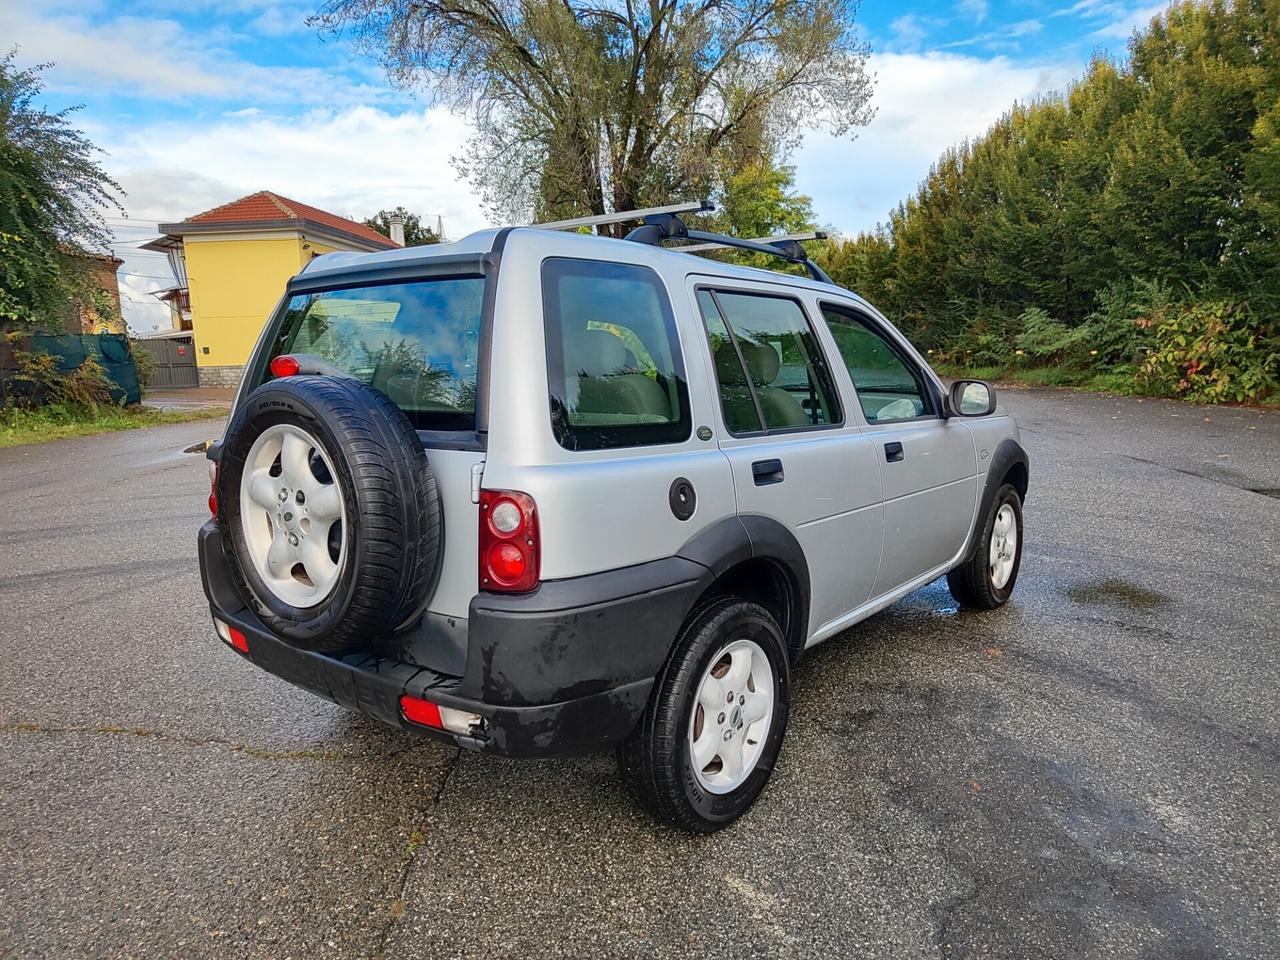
[[399, 694, 443, 729], [270, 354, 301, 378], [215, 619, 249, 654], [479, 489, 539, 592], [208, 462, 219, 517], [227, 626, 249, 654], [487, 542, 526, 581]]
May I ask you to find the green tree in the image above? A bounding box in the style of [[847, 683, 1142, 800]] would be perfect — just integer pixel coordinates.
[[816, 0, 1280, 363], [313, 0, 874, 224], [0, 50, 123, 329], [364, 205, 441, 246]]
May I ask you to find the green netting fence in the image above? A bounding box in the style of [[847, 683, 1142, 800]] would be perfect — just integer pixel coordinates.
[[0, 333, 142, 406]]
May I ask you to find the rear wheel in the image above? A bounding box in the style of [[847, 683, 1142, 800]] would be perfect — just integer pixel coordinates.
[[617, 599, 790, 832]]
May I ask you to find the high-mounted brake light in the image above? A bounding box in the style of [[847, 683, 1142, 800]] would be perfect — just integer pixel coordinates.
[[479, 489, 539, 593], [270, 354, 301, 378]]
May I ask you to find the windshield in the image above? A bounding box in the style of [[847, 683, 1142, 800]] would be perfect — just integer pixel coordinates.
[[266, 276, 486, 431]]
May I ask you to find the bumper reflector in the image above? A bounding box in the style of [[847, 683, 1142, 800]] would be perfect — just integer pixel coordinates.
[[214, 619, 250, 654], [399, 695, 482, 736]]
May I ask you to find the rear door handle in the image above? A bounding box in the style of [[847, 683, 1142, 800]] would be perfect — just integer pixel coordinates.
[[752, 458, 785, 486], [884, 441, 905, 463]]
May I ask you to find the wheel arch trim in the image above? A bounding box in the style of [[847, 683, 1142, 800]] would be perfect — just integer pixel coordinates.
[[676, 515, 812, 660], [956, 437, 1029, 564]]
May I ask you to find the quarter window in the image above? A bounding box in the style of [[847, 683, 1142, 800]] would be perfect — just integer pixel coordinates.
[[823, 309, 933, 423], [697, 289, 841, 434], [543, 258, 690, 451]]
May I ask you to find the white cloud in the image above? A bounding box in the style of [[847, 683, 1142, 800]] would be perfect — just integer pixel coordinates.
[[958, 0, 990, 23], [794, 51, 1076, 235], [1051, 0, 1167, 40], [248, 3, 312, 37], [939, 18, 1045, 50], [0, 7, 396, 106], [87, 106, 488, 329], [1089, 3, 1167, 39], [888, 14, 930, 51]]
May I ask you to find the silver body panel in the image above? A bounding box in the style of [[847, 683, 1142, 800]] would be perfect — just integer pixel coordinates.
[[235, 227, 1022, 646]]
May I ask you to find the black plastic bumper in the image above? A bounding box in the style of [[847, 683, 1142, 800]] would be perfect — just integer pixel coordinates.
[[198, 522, 708, 757]]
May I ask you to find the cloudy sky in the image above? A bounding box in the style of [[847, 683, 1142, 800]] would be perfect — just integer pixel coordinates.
[[2, 0, 1168, 330]]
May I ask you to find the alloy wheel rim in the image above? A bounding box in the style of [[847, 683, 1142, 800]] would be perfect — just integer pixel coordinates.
[[688, 638, 774, 794], [989, 504, 1017, 590], [239, 424, 346, 608]]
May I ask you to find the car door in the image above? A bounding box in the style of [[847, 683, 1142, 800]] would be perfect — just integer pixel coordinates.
[[819, 301, 978, 598], [690, 279, 884, 637]]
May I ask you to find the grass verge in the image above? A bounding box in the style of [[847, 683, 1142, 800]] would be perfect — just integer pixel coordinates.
[[933, 363, 1280, 407], [0, 404, 226, 448]]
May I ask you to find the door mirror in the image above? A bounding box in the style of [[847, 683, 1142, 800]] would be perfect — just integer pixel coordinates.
[[947, 379, 996, 417]]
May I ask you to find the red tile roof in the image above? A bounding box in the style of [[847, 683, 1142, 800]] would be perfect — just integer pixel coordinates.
[[182, 191, 397, 249]]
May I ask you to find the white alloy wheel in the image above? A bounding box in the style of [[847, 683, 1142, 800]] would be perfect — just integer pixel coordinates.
[[989, 503, 1018, 590], [238, 423, 346, 608], [688, 638, 775, 794]]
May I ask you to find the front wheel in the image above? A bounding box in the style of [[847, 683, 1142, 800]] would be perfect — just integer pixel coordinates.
[[947, 482, 1023, 610], [617, 599, 790, 832]]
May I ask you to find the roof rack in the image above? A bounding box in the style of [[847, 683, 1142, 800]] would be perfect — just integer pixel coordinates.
[[534, 200, 714, 233], [529, 200, 834, 285], [624, 214, 834, 284], [674, 231, 827, 254]]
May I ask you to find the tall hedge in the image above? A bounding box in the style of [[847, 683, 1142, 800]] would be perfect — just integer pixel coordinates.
[[819, 0, 1280, 356]]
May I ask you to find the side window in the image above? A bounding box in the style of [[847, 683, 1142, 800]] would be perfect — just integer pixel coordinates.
[[543, 258, 690, 451], [823, 308, 933, 424], [697, 289, 841, 434]]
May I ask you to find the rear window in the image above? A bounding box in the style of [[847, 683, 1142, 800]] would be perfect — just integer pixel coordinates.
[[542, 258, 690, 451], [267, 277, 485, 431]]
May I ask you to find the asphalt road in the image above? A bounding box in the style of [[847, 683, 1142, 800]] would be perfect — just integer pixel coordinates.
[[1, 389, 1277, 960]]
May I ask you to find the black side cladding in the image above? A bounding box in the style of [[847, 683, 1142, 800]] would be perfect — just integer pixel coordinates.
[[217, 376, 442, 652]]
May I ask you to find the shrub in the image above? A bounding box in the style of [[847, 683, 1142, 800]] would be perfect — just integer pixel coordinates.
[[1075, 279, 1166, 368], [1138, 300, 1278, 403], [129, 339, 156, 392], [1014, 307, 1083, 364]]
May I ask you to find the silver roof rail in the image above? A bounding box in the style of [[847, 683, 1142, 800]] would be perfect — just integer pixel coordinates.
[[534, 200, 713, 232], [674, 231, 827, 254]]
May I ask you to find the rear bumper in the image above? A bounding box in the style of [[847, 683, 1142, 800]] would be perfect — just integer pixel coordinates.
[[199, 522, 708, 757]]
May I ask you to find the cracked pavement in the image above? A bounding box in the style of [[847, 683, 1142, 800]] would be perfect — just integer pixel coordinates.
[[1, 388, 1277, 959]]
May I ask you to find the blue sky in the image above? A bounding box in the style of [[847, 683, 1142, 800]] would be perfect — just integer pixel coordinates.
[[1, 0, 1169, 329]]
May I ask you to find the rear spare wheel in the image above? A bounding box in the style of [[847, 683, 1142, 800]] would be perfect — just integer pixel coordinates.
[[216, 376, 441, 652]]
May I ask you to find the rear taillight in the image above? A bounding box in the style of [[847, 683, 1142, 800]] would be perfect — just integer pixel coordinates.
[[208, 461, 219, 517], [479, 489, 539, 592]]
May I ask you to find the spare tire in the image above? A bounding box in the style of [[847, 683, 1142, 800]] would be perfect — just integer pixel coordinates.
[[216, 376, 441, 652]]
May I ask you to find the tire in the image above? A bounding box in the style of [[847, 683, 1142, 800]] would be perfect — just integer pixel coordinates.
[[947, 482, 1023, 610], [617, 599, 791, 833], [217, 376, 441, 652]]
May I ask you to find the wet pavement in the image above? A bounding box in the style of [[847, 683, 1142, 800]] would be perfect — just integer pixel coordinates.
[[142, 387, 236, 412], [1, 389, 1277, 959]]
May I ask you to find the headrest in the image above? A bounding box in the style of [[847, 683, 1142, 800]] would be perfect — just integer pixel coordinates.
[[715, 340, 781, 385], [740, 341, 780, 385], [570, 328, 630, 376], [715, 341, 748, 384]]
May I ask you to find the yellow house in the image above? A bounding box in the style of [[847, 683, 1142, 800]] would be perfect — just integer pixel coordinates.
[[142, 191, 398, 388]]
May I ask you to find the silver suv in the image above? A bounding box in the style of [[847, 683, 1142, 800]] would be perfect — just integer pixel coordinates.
[[199, 204, 1028, 831]]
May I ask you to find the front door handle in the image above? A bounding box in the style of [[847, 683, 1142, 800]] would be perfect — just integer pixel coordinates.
[[752, 458, 785, 486], [884, 441, 905, 463]]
